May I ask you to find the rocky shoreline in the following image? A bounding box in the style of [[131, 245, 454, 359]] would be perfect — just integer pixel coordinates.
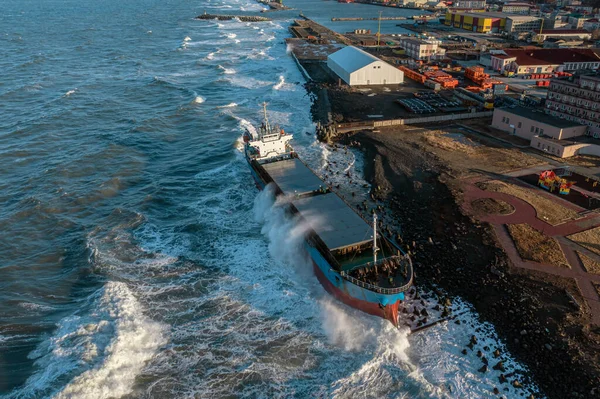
[[331, 129, 600, 399]]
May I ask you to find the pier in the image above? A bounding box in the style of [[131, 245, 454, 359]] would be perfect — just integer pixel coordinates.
[[196, 12, 271, 22], [332, 16, 407, 21]]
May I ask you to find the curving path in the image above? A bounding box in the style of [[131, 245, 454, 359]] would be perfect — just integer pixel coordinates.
[[462, 177, 600, 326]]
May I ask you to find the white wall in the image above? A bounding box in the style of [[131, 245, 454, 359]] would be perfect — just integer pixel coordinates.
[[327, 58, 351, 85], [348, 61, 403, 86]]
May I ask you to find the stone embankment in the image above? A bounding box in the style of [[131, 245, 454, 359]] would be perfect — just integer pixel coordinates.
[[196, 13, 271, 22]]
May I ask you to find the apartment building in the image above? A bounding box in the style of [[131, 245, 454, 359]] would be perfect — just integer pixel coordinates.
[[546, 75, 600, 136], [398, 38, 445, 61], [501, 2, 532, 14], [505, 15, 542, 32], [451, 0, 486, 8]]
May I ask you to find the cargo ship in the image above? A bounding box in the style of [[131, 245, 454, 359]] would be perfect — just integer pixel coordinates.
[[243, 105, 413, 326]]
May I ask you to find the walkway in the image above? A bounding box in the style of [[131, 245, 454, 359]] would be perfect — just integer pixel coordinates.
[[462, 177, 600, 326]]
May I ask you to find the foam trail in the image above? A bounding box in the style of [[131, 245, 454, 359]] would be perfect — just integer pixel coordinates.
[[273, 75, 285, 90]]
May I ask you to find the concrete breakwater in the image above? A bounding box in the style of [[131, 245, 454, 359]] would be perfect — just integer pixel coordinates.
[[196, 13, 271, 22], [332, 16, 407, 21]]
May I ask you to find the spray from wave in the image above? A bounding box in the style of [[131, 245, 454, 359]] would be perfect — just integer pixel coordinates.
[[10, 282, 167, 399]]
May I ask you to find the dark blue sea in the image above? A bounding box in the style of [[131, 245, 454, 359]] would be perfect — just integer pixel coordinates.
[[1, 0, 539, 397]]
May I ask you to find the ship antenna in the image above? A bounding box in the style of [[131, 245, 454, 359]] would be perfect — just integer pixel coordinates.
[[373, 213, 379, 264]]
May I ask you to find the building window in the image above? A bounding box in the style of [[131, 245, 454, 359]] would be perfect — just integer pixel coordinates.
[[538, 142, 541, 148], [506, 118, 510, 124], [518, 122, 522, 128], [535, 127, 539, 133], [540, 129, 544, 135], [502, 116, 506, 122], [531, 126, 534, 132]]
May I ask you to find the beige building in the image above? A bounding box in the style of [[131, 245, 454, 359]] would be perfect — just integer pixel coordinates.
[[531, 136, 600, 158], [491, 106, 587, 140], [398, 38, 445, 61]]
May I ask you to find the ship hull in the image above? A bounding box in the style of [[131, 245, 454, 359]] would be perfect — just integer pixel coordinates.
[[248, 160, 404, 327]]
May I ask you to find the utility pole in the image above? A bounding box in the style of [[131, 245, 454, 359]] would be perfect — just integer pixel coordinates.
[[377, 11, 382, 51]]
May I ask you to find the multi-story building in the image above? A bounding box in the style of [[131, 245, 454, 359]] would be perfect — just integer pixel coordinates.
[[505, 15, 543, 32], [546, 75, 600, 136], [501, 2, 532, 14], [444, 11, 541, 33], [398, 38, 445, 61], [452, 0, 486, 8]]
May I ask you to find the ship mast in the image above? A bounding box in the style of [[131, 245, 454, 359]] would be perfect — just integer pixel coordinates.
[[373, 213, 379, 264], [262, 102, 271, 135]]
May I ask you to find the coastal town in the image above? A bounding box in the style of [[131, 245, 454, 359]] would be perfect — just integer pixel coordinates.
[[201, 0, 600, 397]]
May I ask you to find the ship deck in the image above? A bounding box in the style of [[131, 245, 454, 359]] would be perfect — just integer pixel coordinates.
[[292, 193, 372, 251], [262, 158, 325, 196]]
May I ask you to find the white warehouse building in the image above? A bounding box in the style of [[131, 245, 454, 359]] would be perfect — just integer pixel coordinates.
[[327, 46, 403, 86]]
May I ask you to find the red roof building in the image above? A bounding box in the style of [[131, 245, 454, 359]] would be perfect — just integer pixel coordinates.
[[490, 49, 600, 75]]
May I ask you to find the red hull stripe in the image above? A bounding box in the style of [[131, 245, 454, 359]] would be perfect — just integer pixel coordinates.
[[312, 259, 400, 327]]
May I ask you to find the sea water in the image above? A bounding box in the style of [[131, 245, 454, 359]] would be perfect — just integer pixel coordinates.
[[1, 0, 539, 397]]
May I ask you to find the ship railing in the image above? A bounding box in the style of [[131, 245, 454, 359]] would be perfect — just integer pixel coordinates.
[[339, 256, 413, 295]]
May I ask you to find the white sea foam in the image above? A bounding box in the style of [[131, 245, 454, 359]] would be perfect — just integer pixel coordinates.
[[16, 282, 166, 399], [273, 75, 285, 90], [218, 64, 236, 75], [217, 102, 237, 108], [193, 96, 205, 104], [64, 89, 77, 97], [225, 33, 237, 39], [183, 36, 191, 42], [206, 52, 215, 60]]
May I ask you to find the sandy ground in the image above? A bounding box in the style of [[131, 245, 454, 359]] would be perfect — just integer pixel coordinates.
[[507, 223, 569, 268], [578, 252, 600, 275], [335, 124, 600, 399]]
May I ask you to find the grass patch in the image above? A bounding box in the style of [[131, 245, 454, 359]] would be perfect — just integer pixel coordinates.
[[569, 227, 600, 257], [507, 223, 568, 268], [477, 180, 579, 225]]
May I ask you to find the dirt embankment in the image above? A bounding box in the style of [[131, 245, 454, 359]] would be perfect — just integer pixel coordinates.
[[338, 128, 600, 399]]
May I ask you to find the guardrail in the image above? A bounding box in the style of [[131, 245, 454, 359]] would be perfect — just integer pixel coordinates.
[[335, 111, 493, 132], [339, 255, 413, 295]]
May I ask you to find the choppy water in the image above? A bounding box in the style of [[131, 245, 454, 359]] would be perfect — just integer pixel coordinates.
[[1, 0, 539, 398]]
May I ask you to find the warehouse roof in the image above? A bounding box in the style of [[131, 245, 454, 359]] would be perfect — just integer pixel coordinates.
[[500, 106, 583, 128], [498, 49, 600, 66], [327, 46, 380, 74]]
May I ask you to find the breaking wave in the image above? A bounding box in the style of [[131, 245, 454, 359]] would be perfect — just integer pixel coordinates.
[[10, 282, 167, 399]]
